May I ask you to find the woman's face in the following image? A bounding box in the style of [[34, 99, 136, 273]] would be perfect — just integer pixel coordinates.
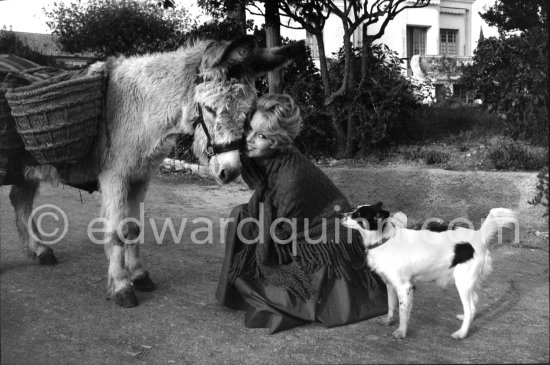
[[245, 111, 277, 160]]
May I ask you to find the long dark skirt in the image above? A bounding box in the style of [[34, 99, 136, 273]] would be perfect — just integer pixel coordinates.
[[216, 204, 388, 334]]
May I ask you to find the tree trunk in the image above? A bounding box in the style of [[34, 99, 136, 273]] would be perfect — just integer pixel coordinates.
[[227, 2, 247, 35], [315, 33, 347, 158], [340, 32, 354, 157], [360, 26, 369, 80], [322, 25, 354, 157], [316, 33, 330, 96], [265, 0, 282, 93], [345, 43, 356, 157]]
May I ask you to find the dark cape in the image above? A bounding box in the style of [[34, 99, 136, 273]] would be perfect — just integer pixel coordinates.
[[216, 147, 387, 333]]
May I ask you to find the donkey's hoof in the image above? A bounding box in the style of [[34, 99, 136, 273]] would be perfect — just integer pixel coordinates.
[[114, 287, 139, 308], [37, 248, 58, 265], [132, 271, 157, 292]]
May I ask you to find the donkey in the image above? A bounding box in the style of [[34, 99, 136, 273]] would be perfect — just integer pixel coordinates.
[[7, 36, 305, 307]]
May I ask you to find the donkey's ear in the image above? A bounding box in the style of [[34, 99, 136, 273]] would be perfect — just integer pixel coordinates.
[[248, 40, 306, 75], [211, 35, 256, 69]]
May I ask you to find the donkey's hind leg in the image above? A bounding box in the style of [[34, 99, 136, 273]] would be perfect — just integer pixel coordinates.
[[9, 181, 58, 265], [125, 179, 156, 292], [100, 174, 138, 308]]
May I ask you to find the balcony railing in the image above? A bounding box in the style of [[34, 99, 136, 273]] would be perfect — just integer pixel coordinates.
[[409, 55, 473, 81]]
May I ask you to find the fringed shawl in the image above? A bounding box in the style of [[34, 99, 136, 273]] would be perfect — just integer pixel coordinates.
[[229, 147, 371, 300]]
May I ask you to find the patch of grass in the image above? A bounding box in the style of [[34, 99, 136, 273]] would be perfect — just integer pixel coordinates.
[[371, 103, 547, 172], [487, 136, 548, 171], [403, 104, 501, 143], [400, 145, 451, 165]]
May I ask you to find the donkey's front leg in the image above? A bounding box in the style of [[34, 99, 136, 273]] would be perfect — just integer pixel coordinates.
[[100, 174, 138, 308], [9, 181, 58, 265], [125, 180, 156, 292]]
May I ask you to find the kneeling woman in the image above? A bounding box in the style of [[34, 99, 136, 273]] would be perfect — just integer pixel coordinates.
[[216, 93, 387, 333]]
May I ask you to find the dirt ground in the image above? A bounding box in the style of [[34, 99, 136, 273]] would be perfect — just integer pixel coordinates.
[[1, 165, 548, 364]]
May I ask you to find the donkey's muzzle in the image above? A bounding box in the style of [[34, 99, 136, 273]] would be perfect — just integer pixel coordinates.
[[218, 166, 241, 184]]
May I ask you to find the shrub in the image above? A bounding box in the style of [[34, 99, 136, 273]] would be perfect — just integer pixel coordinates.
[[461, 28, 548, 145], [294, 111, 336, 158], [422, 148, 451, 165], [488, 137, 548, 170], [400, 145, 451, 165], [45, 0, 194, 56], [168, 134, 198, 163], [406, 76, 435, 105], [327, 44, 422, 155], [528, 166, 549, 217]]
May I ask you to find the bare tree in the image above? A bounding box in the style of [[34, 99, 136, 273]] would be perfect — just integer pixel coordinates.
[[265, 0, 282, 92], [278, 0, 431, 156]]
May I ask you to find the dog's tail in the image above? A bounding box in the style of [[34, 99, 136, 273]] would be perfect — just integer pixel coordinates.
[[479, 208, 518, 245]]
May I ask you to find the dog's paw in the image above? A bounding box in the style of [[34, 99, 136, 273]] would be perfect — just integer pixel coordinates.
[[392, 329, 407, 339], [451, 330, 467, 339], [456, 314, 464, 321], [378, 317, 396, 326]]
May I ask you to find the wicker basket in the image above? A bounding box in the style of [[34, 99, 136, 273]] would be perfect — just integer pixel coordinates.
[[0, 73, 27, 158], [5, 72, 106, 164]]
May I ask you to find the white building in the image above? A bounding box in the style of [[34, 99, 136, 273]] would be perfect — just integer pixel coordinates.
[[249, 0, 494, 103]]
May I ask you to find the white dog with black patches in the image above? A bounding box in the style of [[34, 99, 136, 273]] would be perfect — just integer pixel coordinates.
[[340, 203, 518, 340]]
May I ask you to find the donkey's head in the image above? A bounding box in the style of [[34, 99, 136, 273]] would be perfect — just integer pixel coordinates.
[[192, 36, 305, 184]]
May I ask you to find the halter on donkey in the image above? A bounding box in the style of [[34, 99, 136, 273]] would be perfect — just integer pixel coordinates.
[[7, 36, 305, 307]]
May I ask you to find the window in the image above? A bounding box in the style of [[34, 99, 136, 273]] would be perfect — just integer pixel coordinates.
[[407, 26, 427, 57], [440, 29, 458, 55], [306, 32, 319, 58], [406, 26, 427, 75]]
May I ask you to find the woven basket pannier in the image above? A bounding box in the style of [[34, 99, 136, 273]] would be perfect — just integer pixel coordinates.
[[0, 72, 27, 159], [5, 72, 106, 164]]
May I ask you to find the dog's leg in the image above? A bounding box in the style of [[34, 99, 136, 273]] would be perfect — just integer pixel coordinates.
[[456, 291, 478, 321], [452, 273, 477, 339], [378, 283, 397, 326], [393, 283, 414, 339]]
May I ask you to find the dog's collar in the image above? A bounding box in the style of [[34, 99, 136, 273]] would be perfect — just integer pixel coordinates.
[[367, 235, 391, 250]]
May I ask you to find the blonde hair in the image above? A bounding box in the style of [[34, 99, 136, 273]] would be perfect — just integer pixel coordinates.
[[254, 93, 301, 149]]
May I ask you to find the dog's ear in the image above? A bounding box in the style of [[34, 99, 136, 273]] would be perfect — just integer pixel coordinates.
[[376, 209, 390, 220]]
